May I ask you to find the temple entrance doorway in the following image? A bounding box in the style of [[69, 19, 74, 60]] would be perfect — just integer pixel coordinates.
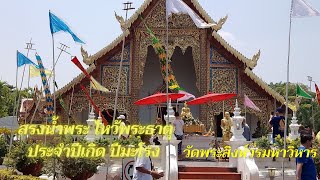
[[138, 46, 200, 124], [171, 47, 200, 119]]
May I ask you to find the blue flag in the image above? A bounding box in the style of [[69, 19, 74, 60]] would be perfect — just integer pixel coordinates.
[[49, 11, 85, 44], [17, 51, 38, 68]]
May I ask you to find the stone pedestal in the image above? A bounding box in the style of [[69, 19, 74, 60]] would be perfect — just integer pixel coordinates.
[[289, 112, 300, 140]]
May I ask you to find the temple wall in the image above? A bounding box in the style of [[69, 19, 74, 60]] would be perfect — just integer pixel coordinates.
[[207, 46, 273, 124]]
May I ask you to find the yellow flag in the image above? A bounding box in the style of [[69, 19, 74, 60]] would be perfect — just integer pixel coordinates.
[[90, 77, 110, 93], [29, 65, 52, 78], [284, 102, 297, 112]]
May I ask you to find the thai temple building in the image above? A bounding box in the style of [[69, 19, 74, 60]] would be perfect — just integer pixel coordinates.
[[23, 0, 285, 137], [12, 0, 308, 179]]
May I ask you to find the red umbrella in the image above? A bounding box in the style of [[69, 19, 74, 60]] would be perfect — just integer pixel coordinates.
[[134, 93, 185, 105], [187, 93, 237, 105]]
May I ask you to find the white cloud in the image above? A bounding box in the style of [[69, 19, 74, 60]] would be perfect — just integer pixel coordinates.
[[218, 31, 236, 42]]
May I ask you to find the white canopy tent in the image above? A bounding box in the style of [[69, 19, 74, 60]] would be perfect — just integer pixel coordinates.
[[0, 116, 19, 130]]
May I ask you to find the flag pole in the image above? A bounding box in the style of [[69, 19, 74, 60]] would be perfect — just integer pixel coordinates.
[[107, 2, 134, 178], [9, 51, 20, 153], [68, 85, 75, 125], [282, 1, 293, 179], [52, 34, 56, 116], [166, 2, 171, 178], [26, 38, 35, 89]]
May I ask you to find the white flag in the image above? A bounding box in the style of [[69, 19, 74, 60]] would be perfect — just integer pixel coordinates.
[[166, 0, 215, 28], [292, 0, 320, 17]]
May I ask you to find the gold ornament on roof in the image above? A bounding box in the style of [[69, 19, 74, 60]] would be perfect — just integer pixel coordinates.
[[115, 12, 127, 32], [212, 15, 228, 31], [81, 46, 93, 65], [247, 50, 261, 69]]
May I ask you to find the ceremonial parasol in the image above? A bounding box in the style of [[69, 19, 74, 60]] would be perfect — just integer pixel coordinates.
[[187, 93, 236, 105], [134, 93, 185, 105]]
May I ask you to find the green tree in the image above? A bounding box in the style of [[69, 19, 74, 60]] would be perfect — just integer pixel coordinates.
[[269, 82, 320, 132], [0, 81, 33, 118]]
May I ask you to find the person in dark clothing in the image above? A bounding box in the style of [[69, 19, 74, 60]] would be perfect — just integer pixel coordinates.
[[296, 133, 317, 180], [269, 108, 285, 142]]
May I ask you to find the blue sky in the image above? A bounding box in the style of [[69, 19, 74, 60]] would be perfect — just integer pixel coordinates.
[[0, 0, 319, 92]]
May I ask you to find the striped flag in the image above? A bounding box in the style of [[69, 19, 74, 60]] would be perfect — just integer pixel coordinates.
[[35, 54, 54, 122]]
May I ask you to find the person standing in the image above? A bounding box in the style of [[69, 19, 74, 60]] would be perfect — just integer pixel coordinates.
[[242, 118, 251, 141], [269, 108, 285, 142], [132, 134, 164, 180], [118, 114, 129, 139], [296, 133, 318, 180], [173, 111, 184, 160]]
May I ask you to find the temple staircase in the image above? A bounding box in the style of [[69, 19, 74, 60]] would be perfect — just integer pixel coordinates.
[[178, 165, 241, 180]]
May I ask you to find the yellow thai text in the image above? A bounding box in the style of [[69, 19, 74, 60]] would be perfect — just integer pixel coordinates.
[[183, 145, 318, 159]]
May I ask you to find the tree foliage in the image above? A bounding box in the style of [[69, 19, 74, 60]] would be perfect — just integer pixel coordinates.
[[0, 81, 33, 118], [269, 82, 320, 132]]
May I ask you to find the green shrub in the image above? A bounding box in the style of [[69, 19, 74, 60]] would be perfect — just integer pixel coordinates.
[[0, 136, 8, 157], [255, 136, 271, 149], [113, 135, 142, 147], [0, 169, 44, 180]]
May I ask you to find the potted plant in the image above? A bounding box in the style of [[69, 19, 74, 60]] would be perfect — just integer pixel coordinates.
[[57, 136, 107, 180], [60, 156, 104, 180], [5, 141, 44, 176], [0, 136, 8, 165]]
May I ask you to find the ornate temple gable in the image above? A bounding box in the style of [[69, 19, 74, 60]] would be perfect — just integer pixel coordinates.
[[242, 82, 260, 98], [210, 67, 238, 94], [210, 47, 232, 64], [101, 65, 130, 95], [109, 45, 130, 62], [138, 0, 197, 29]]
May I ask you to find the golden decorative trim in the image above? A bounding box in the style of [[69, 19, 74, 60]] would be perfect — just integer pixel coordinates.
[[244, 68, 285, 104]]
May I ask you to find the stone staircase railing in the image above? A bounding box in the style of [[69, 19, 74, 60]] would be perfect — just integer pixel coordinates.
[[237, 146, 259, 180]]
